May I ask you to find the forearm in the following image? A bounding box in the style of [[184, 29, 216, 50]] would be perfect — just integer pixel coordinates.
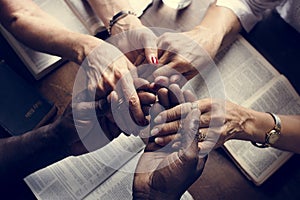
[[0, 124, 68, 183], [191, 2, 242, 57], [0, 0, 102, 64], [87, 0, 133, 27], [235, 109, 300, 154]]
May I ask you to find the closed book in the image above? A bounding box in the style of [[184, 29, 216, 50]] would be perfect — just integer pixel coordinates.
[[0, 60, 56, 136]]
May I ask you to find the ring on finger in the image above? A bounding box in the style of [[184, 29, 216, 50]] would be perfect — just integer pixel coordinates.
[[197, 129, 207, 142]]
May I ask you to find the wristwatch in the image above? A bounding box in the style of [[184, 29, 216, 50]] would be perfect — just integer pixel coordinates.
[[252, 112, 281, 148]]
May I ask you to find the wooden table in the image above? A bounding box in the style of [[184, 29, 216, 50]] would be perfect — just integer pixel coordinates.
[[1, 0, 300, 199]]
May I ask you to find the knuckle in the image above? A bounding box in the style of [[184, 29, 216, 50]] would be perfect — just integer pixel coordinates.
[[129, 95, 139, 107]]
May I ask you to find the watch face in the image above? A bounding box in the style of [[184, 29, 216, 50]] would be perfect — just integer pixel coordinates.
[[268, 131, 280, 144]]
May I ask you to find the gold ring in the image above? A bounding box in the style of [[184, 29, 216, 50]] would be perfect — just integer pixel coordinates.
[[198, 129, 206, 142]]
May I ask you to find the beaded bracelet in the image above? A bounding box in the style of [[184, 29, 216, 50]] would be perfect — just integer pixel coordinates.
[[107, 10, 136, 35]]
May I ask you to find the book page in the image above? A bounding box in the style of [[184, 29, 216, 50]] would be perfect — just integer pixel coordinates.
[[84, 151, 194, 200], [24, 134, 145, 199], [64, 0, 104, 35], [224, 76, 300, 185], [64, 0, 153, 35], [188, 36, 280, 104], [33, 0, 90, 34], [0, 25, 62, 79]]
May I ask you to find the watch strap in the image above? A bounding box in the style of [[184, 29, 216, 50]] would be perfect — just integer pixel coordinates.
[[251, 112, 281, 148]]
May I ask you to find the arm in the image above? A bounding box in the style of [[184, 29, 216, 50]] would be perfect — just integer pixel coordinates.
[[0, 98, 121, 185], [0, 0, 149, 126], [0, 124, 67, 185], [0, 0, 102, 64], [216, 0, 284, 32], [155, 1, 242, 82], [152, 99, 300, 154], [87, 0, 158, 64]]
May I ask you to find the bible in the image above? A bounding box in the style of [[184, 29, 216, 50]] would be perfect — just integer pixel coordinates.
[[0, 0, 153, 80], [188, 35, 299, 186], [0, 60, 56, 136]]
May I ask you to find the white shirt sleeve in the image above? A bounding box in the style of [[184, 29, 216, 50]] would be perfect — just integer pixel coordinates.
[[216, 0, 286, 32]]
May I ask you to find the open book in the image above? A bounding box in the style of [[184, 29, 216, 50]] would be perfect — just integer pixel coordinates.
[[0, 0, 153, 80], [188, 35, 300, 186], [24, 134, 193, 199]]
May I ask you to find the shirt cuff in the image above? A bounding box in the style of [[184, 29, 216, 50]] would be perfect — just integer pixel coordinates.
[[216, 0, 262, 32]]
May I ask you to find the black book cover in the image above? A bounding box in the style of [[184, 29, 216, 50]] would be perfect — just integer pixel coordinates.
[[0, 60, 56, 136]]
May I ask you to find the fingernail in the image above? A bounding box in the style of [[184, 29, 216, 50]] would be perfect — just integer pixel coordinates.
[[151, 127, 159, 136], [154, 115, 162, 123], [155, 137, 164, 145], [170, 75, 180, 83], [150, 55, 158, 64]]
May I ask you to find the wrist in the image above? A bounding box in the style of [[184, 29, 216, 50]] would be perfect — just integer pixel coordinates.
[[235, 109, 274, 143], [187, 26, 223, 58], [110, 14, 142, 35], [71, 34, 104, 64]]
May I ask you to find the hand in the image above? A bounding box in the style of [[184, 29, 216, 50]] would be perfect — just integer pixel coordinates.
[[108, 77, 156, 136], [83, 41, 149, 127], [109, 15, 158, 65], [51, 96, 119, 155], [154, 27, 220, 86], [152, 98, 255, 154], [133, 109, 207, 200]]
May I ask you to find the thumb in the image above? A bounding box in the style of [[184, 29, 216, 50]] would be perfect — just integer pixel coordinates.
[[73, 99, 109, 118], [178, 109, 201, 162]]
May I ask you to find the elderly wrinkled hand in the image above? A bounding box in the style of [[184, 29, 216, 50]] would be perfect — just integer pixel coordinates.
[[133, 108, 207, 200], [151, 98, 254, 155]]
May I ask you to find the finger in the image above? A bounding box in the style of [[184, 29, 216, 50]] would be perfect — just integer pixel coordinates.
[[178, 109, 201, 161], [99, 117, 114, 141], [153, 62, 179, 78], [169, 74, 182, 85], [142, 105, 151, 116], [158, 50, 173, 64], [183, 90, 197, 102], [145, 47, 158, 65], [197, 128, 219, 158], [137, 63, 157, 82], [151, 120, 181, 137], [157, 87, 169, 108], [138, 91, 156, 105], [119, 71, 148, 126], [133, 52, 146, 66], [141, 30, 158, 64], [154, 76, 170, 88], [73, 99, 109, 118], [110, 91, 130, 136], [170, 74, 189, 88], [148, 102, 165, 142], [154, 133, 181, 146], [153, 103, 187, 124], [107, 120, 122, 139], [168, 84, 185, 106], [134, 77, 152, 91]]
